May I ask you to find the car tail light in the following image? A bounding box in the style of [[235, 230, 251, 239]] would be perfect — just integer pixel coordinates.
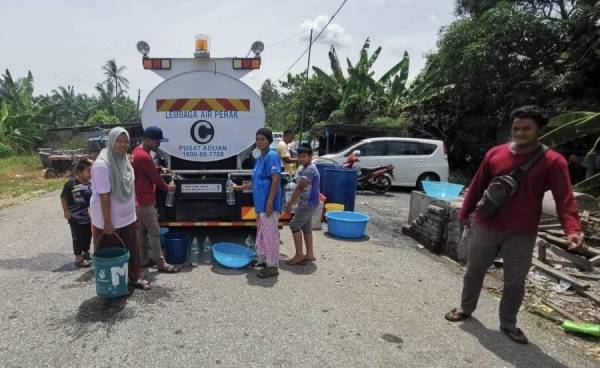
[[443, 143, 448, 159]]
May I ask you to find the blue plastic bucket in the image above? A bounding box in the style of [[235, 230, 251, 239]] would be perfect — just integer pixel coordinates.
[[164, 233, 188, 265], [92, 247, 130, 298], [159, 227, 169, 248], [325, 211, 370, 239], [315, 162, 337, 193], [324, 167, 358, 212]]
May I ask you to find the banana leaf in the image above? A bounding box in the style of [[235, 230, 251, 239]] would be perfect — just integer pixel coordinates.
[[379, 51, 409, 84], [539, 114, 600, 147], [574, 171, 600, 192], [312, 66, 338, 89], [548, 111, 597, 128], [573, 113, 600, 134]]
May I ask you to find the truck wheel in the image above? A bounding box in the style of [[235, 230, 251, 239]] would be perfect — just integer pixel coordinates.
[[416, 173, 440, 191]]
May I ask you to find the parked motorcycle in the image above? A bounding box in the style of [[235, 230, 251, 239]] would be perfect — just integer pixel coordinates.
[[343, 153, 394, 194]]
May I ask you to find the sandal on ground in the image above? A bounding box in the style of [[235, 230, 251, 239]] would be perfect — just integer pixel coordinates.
[[257, 267, 279, 279], [129, 279, 151, 290], [501, 327, 528, 344], [250, 259, 266, 268], [82, 252, 92, 261], [158, 264, 181, 273], [75, 259, 92, 268], [444, 308, 471, 322]]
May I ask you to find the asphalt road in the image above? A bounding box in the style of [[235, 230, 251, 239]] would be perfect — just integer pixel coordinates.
[[0, 191, 597, 368]]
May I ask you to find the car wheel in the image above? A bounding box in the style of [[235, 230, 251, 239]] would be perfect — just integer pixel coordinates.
[[374, 175, 392, 194], [416, 173, 440, 191]]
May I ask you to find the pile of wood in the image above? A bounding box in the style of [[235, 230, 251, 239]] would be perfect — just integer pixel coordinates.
[[528, 210, 600, 323]]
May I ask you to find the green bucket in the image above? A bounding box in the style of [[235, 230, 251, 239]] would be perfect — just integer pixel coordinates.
[[92, 247, 130, 298]]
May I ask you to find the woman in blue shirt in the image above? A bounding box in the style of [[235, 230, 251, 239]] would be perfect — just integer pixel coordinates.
[[233, 128, 282, 278]]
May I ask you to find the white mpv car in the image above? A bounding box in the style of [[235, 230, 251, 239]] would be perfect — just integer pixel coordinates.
[[320, 137, 449, 188]]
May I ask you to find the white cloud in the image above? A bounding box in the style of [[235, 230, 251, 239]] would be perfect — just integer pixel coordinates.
[[299, 15, 352, 48]]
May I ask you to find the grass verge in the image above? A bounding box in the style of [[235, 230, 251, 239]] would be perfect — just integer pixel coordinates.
[[0, 155, 64, 207]]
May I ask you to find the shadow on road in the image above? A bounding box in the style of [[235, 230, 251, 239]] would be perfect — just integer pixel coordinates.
[[0, 252, 73, 272], [279, 261, 318, 275], [324, 232, 370, 243], [76, 295, 131, 324], [459, 318, 569, 368], [211, 264, 250, 276], [245, 269, 278, 288]]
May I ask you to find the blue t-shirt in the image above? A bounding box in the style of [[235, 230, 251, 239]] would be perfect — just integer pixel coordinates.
[[252, 150, 283, 213]]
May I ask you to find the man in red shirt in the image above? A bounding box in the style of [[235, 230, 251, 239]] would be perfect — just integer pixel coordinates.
[[132, 126, 179, 273], [445, 106, 583, 344]]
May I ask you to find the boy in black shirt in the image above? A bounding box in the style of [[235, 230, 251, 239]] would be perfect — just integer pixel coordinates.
[[60, 160, 93, 267]]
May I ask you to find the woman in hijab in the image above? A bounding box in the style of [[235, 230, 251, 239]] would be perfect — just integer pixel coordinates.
[[90, 127, 150, 290], [232, 128, 282, 278]]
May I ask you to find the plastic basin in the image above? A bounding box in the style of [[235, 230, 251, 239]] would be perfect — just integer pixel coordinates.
[[421, 181, 464, 200], [325, 211, 370, 239], [212, 243, 256, 269]]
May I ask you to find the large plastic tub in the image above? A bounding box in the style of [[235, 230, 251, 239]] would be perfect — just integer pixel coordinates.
[[324, 168, 358, 212], [325, 211, 370, 239], [422, 181, 464, 200]]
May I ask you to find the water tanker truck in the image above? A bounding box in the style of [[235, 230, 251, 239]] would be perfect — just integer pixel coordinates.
[[138, 36, 289, 228]]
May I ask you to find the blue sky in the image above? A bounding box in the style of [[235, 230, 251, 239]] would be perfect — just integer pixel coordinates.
[[0, 0, 455, 98]]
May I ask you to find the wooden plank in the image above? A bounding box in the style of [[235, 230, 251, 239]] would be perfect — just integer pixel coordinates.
[[578, 289, 600, 306], [541, 240, 592, 271], [589, 255, 600, 266], [539, 233, 599, 258], [537, 240, 547, 263], [566, 272, 600, 281], [538, 224, 563, 230], [531, 259, 591, 290], [541, 299, 579, 321]]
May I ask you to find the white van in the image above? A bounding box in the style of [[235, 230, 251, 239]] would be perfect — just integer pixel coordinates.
[[320, 137, 449, 188]]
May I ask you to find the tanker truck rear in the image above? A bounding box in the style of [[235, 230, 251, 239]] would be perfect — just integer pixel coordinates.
[[138, 36, 287, 228]]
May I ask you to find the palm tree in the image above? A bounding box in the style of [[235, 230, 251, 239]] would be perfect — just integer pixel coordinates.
[[102, 60, 129, 116]]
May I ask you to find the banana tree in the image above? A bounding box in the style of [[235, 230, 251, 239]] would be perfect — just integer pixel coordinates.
[[312, 38, 412, 123], [540, 111, 600, 192]]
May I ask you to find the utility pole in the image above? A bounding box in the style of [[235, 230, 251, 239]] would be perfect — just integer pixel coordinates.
[[298, 28, 313, 145], [136, 89, 141, 122]]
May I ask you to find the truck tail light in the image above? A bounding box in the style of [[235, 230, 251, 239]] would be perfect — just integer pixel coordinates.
[[143, 58, 171, 70], [232, 58, 261, 70]]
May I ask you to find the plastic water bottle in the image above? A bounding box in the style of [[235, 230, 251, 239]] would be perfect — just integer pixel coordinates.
[[202, 236, 212, 264], [165, 179, 176, 207], [283, 182, 296, 209], [245, 234, 255, 251], [226, 175, 235, 206], [190, 237, 200, 265]]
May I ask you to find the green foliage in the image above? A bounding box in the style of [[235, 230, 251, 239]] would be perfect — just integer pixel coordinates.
[[86, 109, 119, 125], [403, 1, 600, 171], [0, 59, 139, 157]]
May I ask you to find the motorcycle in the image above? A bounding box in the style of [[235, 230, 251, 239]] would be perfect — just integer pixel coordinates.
[[343, 153, 394, 194]]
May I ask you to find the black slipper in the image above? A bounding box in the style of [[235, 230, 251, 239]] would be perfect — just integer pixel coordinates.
[[158, 264, 181, 273], [444, 308, 471, 322], [501, 327, 528, 344], [257, 267, 279, 278]]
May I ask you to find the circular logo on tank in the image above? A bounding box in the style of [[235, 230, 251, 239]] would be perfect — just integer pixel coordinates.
[[190, 120, 215, 144]]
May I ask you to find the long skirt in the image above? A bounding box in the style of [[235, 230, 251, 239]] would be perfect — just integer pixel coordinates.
[[256, 212, 280, 267]]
